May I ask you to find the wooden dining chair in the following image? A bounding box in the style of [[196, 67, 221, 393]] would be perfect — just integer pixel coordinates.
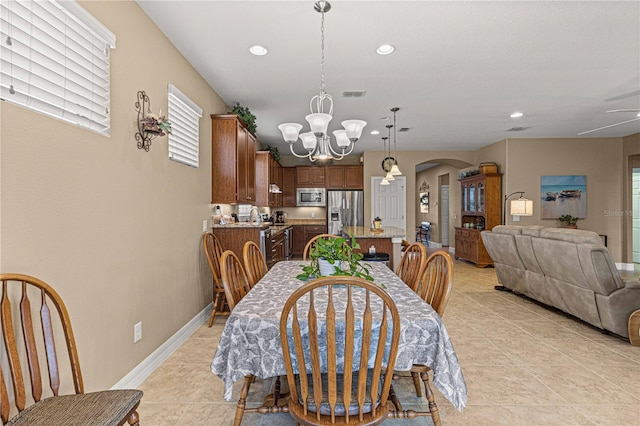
[[203, 232, 229, 327], [302, 233, 341, 260], [395, 241, 427, 291], [394, 251, 454, 426], [0, 273, 143, 426], [220, 250, 253, 311], [242, 241, 268, 287], [279, 276, 402, 425]]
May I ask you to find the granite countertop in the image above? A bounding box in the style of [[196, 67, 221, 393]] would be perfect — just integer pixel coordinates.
[[211, 222, 293, 236], [342, 226, 407, 239]]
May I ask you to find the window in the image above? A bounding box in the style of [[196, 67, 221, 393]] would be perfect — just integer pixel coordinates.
[[167, 84, 202, 168], [0, 0, 115, 135]]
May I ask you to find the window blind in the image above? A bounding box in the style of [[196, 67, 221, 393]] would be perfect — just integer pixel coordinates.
[[0, 0, 115, 135], [168, 84, 202, 168]]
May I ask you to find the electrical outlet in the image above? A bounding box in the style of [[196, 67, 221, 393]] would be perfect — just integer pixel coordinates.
[[134, 322, 142, 343], [202, 220, 208, 232]]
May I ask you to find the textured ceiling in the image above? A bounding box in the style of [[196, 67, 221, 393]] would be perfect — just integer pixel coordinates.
[[137, 1, 640, 156]]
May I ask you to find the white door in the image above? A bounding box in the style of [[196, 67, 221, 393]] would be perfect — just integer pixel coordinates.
[[371, 176, 406, 231], [440, 185, 450, 246]]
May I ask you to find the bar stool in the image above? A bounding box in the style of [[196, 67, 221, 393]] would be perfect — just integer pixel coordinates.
[[416, 221, 431, 244]]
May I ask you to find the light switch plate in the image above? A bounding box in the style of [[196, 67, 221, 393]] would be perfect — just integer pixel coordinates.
[[202, 220, 208, 232]]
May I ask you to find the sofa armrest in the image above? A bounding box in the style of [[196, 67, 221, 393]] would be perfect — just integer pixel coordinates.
[[623, 279, 640, 289]]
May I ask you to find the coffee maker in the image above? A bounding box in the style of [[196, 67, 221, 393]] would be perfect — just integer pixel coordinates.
[[274, 211, 285, 224]]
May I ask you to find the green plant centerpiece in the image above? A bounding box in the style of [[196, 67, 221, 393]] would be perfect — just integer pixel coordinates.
[[230, 103, 257, 135], [559, 214, 579, 228], [297, 235, 378, 285]]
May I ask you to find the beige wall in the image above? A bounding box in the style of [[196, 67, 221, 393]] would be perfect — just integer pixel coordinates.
[[504, 137, 624, 260], [0, 1, 225, 390]]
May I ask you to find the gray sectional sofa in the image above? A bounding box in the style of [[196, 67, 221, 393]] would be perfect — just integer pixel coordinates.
[[481, 225, 640, 342]]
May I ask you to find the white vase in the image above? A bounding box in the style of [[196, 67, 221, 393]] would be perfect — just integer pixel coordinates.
[[318, 258, 339, 276]]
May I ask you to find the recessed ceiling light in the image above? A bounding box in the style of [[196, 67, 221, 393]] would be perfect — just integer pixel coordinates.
[[510, 112, 524, 118], [376, 44, 395, 55], [637, 112, 640, 117], [249, 45, 268, 56], [370, 130, 380, 135]]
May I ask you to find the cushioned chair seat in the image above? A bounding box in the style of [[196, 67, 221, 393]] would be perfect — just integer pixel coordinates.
[[296, 369, 379, 416], [7, 390, 143, 426]]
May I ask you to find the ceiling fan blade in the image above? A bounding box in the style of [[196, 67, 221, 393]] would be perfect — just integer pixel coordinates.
[[606, 109, 640, 113], [577, 117, 640, 136], [604, 90, 640, 102]]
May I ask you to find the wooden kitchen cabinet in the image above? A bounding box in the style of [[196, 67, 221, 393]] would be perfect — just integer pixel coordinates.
[[292, 224, 327, 258], [455, 172, 501, 267], [211, 114, 256, 204], [325, 165, 363, 189], [255, 151, 282, 207], [282, 167, 297, 207], [296, 166, 325, 187], [266, 230, 286, 268]]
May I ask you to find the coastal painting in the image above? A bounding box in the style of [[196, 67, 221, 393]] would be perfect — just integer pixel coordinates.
[[540, 175, 586, 219]]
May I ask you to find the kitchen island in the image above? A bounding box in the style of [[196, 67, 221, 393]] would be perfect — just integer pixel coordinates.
[[341, 226, 407, 269]]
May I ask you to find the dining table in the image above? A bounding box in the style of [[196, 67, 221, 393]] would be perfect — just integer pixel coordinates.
[[211, 260, 467, 411]]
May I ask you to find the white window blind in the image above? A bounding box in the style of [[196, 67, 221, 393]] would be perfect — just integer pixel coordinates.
[[0, 0, 115, 135], [168, 84, 202, 168]]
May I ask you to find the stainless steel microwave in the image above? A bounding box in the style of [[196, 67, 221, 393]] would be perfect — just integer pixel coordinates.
[[296, 188, 326, 207]]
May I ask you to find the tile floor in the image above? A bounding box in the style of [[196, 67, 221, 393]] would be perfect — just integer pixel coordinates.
[[137, 258, 640, 425]]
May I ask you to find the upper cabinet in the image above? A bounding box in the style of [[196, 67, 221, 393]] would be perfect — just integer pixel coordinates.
[[296, 166, 325, 187], [211, 114, 256, 204], [282, 167, 297, 207], [325, 165, 363, 189], [255, 151, 283, 207]]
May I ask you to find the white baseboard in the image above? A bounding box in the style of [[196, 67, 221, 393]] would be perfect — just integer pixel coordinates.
[[111, 303, 212, 390]]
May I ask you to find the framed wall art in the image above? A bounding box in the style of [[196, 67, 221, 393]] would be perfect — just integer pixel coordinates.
[[540, 175, 586, 219], [420, 191, 429, 213]]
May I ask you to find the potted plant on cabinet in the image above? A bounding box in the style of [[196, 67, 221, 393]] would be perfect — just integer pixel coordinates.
[[230, 103, 257, 135], [559, 214, 580, 229], [297, 235, 377, 284]]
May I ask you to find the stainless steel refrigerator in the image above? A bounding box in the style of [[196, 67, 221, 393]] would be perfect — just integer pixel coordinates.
[[327, 190, 364, 235]]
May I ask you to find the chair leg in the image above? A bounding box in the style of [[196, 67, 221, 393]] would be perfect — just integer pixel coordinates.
[[420, 371, 441, 426], [234, 375, 255, 426], [208, 291, 223, 327], [411, 371, 422, 397]]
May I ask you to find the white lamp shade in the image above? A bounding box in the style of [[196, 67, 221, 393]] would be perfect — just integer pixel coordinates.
[[384, 171, 395, 181], [299, 132, 317, 151], [380, 177, 390, 186], [278, 123, 303, 143], [389, 164, 402, 175], [510, 198, 533, 216], [332, 129, 351, 147], [305, 113, 332, 137], [342, 119, 367, 141]]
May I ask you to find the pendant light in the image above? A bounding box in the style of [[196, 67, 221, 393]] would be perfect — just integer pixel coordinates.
[[384, 124, 395, 181], [389, 107, 402, 175], [380, 136, 390, 185]]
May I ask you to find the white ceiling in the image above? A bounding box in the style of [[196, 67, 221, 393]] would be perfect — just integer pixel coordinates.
[[136, 1, 640, 156]]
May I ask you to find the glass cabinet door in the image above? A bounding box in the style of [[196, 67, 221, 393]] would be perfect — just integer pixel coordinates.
[[477, 181, 485, 212], [469, 183, 476, 212], [462, 184, 469, 212]]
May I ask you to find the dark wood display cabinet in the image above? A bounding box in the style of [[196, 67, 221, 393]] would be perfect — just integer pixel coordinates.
[[454, 172, 502, 267]]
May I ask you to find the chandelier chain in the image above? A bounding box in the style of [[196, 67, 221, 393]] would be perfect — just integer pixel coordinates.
[[320, 6, 326, 94]]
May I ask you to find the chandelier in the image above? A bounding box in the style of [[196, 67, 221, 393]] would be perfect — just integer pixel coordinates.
[[277, 1, 366, 162]]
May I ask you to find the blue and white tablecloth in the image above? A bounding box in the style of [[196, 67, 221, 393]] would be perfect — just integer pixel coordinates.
[[211, 261, 467, 411]]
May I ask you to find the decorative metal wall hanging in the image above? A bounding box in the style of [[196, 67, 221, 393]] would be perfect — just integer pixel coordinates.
[[135, 90, 172, 151]]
